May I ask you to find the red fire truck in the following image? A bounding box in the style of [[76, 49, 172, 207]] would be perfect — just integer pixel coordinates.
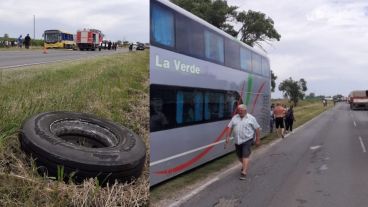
[[76, 29, 103, 51]]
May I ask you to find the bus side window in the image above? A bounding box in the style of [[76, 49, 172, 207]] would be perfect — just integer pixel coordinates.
[[151, 4, 175, 47], [204, 30, 224, 64], [240, 47, 252, 71], [193, 91, 203, 122], [150, 86, 176, 132], [262, 57, 270, 77], [252, 52, 262, 75], [177, 91, 203, 124], [176, 14, 204, 58], [176, 91, 184, 124], [225, 38, 240, 70], [204, 92, 224, 121], [218, 94, 224, 118]]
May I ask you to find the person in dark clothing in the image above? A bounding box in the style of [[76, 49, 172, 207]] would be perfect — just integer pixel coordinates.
[[129, 43, 133, 51], [270, 104, 275, 133], [108, 41, 112, 50], [285, 105, 295, 133], [24, 34, 31, 49]]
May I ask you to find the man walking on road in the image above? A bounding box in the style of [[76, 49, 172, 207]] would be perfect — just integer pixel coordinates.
[[226, 104, 261, 180]]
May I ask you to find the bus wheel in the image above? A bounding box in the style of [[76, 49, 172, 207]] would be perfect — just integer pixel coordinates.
[[19, 111, 146, 185]]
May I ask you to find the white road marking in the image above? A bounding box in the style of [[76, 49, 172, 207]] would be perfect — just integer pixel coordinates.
[[167, 177, 219, 207], [310, 145, 321, 150], [358, 136, 366, 153], [353, 121, 357, 127]]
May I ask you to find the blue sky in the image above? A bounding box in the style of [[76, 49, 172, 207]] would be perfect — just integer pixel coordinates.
[[229, 0, 368, 98], [0, 0, 149, 43]]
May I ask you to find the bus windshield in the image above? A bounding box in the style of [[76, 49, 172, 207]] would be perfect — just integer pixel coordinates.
[[44, 32, 60, 43]]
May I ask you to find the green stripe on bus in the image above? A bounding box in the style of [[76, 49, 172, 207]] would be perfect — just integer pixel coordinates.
[[246, 74, 253, 106]]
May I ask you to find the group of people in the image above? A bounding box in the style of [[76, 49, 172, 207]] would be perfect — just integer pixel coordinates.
[[99, 41, 118, 51], [270, 102, 295, 138], [0, 34, 31, 49]]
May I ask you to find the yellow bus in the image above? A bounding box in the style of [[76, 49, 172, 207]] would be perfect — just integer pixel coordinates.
[[43, 30, 76, 49]]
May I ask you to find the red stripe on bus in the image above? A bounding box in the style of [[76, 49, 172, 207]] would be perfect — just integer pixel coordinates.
[[250, 82, 266, 114], [155, 129, 228, 175]]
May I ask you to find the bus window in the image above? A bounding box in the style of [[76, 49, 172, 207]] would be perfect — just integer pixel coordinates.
[[176, 91, 184, 124], [150, 86, 176, 132], [176, 90, 203, 124], [204, 30, 224, 64], [224, 92, 238, 117], [225, 38, 240, 70], [193, 91, 204, 122], [262, 57, 270, 77], [252, 52, 262, 75], [151, 4, 175, 47], [150, 85, 241, 131], [176, 14, 204, 58], [240, 47, 252, 71], [204, 92, 224, 120]]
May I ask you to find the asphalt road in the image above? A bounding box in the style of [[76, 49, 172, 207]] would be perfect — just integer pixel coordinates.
[[0, 48, 129, 69], [179, 103, 368, 207]]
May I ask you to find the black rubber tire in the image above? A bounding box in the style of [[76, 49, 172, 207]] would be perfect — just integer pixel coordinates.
[[19, 111, 146, 184]]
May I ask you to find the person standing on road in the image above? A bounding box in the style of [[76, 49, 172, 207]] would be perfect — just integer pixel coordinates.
[[273, 102, 286, 138], [226, 104, 261, 180], [270, 104, 275, 133], [285, 105, 295, 134], [24, 34, 31, 49]]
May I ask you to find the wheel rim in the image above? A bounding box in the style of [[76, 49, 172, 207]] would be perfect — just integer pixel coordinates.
[[50, 119, 119, 148]]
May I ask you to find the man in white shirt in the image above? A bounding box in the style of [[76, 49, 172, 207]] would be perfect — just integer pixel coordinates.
[[226, 104, 261, 180]]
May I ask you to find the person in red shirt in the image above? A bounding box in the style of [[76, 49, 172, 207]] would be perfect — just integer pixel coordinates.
[[273, 102, 286, 138]]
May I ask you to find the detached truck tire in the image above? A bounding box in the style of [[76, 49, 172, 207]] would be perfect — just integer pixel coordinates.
[[19, 111, 146, 184]]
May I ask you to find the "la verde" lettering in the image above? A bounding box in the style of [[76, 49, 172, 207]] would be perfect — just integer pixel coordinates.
[[155, 55, 200, 75]]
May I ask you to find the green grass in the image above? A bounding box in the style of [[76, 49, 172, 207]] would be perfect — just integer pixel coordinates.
[[150, 99, 333, 204], [0, 51, 149, 206]]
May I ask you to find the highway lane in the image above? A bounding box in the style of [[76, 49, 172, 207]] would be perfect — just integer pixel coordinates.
[[0, 48, 129, 69], [179, 103, 368, 207]]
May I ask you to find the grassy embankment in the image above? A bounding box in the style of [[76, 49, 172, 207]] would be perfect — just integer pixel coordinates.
[[150, 99, 333, 204], [0, 51, 149, 206]]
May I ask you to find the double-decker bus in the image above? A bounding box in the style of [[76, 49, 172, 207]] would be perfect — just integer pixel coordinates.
[[43, 30, 76, 49], [150, 0, 272, 186]]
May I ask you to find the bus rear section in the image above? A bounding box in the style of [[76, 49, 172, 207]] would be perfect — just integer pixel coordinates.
[[348, 90, 368, 110]]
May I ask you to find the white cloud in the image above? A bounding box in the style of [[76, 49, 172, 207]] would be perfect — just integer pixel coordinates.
[[229, 0, 368, 97], [0, 0, 149, 42]]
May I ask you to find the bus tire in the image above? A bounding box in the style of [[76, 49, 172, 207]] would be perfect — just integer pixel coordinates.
[[19, 111, 146, 184]]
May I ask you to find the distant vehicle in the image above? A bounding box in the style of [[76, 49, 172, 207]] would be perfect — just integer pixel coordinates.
[[348, 90, 368, 110], [136, 42, 145, 50], [76, 29, 104, 51], [43, 30, 76, 49], [150, 0, 271, 186]]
